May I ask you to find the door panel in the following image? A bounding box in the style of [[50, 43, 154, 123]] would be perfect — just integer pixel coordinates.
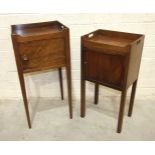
[[84, 50, 124, 87], [18, 38, 66, 71], [98, 53, 123, 85]]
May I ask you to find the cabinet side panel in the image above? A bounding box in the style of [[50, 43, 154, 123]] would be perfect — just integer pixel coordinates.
[[127, 36, 145, 88]]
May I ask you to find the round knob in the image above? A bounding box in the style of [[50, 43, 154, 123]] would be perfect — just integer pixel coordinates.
[[22, 54, 28, 61], [84, 61, 88, 64]]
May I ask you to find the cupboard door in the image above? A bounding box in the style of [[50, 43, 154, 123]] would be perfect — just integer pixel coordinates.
[[84, 50, 124, 88], [18, 38, 66, 72], [97, 52, 124, 87]]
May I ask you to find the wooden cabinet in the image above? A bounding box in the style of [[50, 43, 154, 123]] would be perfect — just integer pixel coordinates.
[[81, 29, 145, 133], [11, 21, 72, 128]]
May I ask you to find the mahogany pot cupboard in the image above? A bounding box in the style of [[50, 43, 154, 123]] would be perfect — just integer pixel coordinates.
[[80, 29, 144, 133], [11, 21, 72, 128]]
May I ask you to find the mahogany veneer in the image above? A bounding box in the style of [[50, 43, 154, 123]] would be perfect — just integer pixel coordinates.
[[11, 21, 72, 128], [80, 29, 145, 133]]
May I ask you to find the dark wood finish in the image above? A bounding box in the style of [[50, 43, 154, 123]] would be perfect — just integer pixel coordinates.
[[128, 80, 138, 117], [84, 50, 124, 89], [80, 79, 86, 117], [11, 36, 31, 128], [17, 63, 32, 128], [81, 29, 144, 133], [18, 38, 66, 73], [94, 83, 99, 104], [80, 41, 86, 117], [58, 68, 64, 100], [11, 21, 72, 128], [65, 28, 72, 119], [117, 88, 127, 133]]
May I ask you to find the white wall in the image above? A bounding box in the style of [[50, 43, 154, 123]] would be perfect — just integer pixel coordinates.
[[0, 13, 155, 99]]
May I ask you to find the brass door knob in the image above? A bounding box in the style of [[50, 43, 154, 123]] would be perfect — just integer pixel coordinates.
[[22, 54, 29, 61]]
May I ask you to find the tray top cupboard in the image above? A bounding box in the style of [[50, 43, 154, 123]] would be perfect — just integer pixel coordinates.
[[11, 21, 72, 128], [11, 21, 69, 73], [81, 29, 145, 133]]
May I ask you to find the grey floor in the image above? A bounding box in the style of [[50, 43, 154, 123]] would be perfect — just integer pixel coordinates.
[[0, 96, 155, 140]]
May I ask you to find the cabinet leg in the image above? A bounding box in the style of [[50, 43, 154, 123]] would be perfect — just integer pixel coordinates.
[[128, 80, 138, 117], [58, 68, 64, 100], [81, 79, 86, 117], [94, 83, 99, 104], [66, 66, 73, 119], [18, 72, 31, 128], [117, 89, 127, 133]]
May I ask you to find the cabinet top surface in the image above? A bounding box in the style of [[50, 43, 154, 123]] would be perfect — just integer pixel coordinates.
[[83, 29, 144, 47], [11, 21, 66, 37]]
